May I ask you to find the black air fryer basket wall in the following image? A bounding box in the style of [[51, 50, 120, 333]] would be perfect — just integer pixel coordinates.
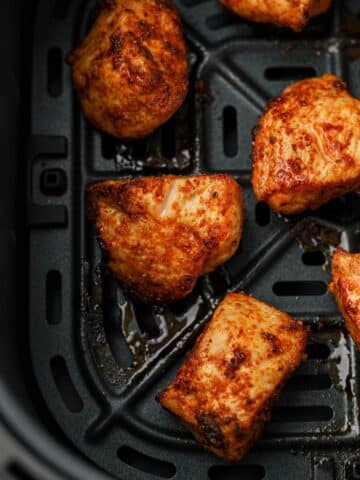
[[1, 0, 113, 478], [3, 0, 360, 479]]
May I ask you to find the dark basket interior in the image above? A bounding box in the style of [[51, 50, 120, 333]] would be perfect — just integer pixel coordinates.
[[4, 0, 360, 479]]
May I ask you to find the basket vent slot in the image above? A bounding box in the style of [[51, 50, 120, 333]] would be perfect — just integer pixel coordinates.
[[46, 270, 62, 325], [47, 48, 63, 97], [284, 375, 332, 392], [7, 463, 38, 480], [273, 281, 327, 296], [50, 356, 83, 413], [132, 139, 148, 160], [118, 446, 176, 478], [306, 343, 331, 359], [255, 202, 270, 226], [264, 66, 316, 81], [272, 406, 333, 422], [223, 106, 238, 157], [101, 134, 117, 160], [102, 276, 133, 368], [162, 117, 177, 160], [302, 251, 325, 266], [208, 465, 265, 480], [134, 304, 161, 339]]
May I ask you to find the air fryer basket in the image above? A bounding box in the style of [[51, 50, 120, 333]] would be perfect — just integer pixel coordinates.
[[25, 0, 360, 479]]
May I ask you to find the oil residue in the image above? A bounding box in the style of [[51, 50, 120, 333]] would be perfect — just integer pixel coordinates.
[[294, 220, 343, 271], [309, 326, 351, 395], [326, 328, 351, 394], [112, 142, 193, 173], [295, 221, 341, 252], [80, 258, 218, 392], [80, 260, 127, 388], [304, 327, 355, 436]]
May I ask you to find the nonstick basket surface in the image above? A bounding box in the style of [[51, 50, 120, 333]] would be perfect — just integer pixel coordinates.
[[28, 1, 360, 478]]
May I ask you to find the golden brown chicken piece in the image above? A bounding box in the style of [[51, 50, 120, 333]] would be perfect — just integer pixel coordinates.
[[219, 0, 332, 32], [329, 248, 360, 348], [87, 175, 244, 303], [68, 0, 188, 140], [157, 293, 308, 461], [252, 74, 360, 215]]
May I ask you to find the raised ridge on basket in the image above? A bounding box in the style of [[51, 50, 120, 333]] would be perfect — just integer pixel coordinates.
[[118, 446, 176, 479]]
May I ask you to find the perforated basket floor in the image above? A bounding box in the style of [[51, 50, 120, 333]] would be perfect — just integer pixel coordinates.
[[28, 1, 360, 479]]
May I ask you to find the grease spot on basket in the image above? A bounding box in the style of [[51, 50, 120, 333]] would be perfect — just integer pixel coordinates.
[[328, 329, 352, 394], [295, 221, 343, 271], [80, 258, 210, 390]]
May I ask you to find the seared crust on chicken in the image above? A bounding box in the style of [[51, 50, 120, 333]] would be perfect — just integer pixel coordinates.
[[87, 175, 244, 303], [68, 0, 188, 140], [219, 0, 332, 32], [252, 74, 360, 215], [157, 293, 308, 461], [329, 249, 360, 348]]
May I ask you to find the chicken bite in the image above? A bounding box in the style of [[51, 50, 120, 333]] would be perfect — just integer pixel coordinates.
[[157, 293, 308, 461], [87, 175, 244, 303], [219, 0, 332, 32], [252, 74, 360, 215], [68, 0, 188, 140], [329, 248, 360, 348]]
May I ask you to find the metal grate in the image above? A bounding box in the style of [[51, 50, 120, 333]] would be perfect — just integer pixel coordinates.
[[28, 0, 360, 478]]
